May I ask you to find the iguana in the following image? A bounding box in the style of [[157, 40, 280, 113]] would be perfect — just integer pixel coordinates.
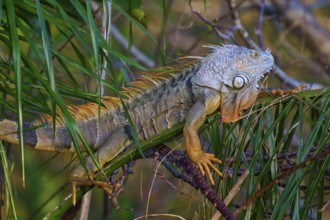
[[0, 44, 274, 197]]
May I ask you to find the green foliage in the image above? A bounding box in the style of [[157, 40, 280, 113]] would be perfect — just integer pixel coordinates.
[[0, 142, 17, 220], [0, 0, 329, 219]]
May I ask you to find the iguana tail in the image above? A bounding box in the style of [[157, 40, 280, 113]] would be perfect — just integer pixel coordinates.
[[0, 118, 73, 152], [0, 118, 38, 147]]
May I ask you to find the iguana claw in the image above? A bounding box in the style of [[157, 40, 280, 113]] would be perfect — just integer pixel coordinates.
[[70, 175, 132, 211], [70, 176, 116, 206], [190, 151, 223, 186]]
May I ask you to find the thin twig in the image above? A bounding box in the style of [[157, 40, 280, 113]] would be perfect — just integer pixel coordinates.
[[224, 0, 324, 89], [224, 170, 249, 205], [255, 0, 266, 50], [189, 0, 237, 40], [273, 66, 324, 89], [148, 145, 236, 220], [100, 0, 112, 95], [225, 0, 259, 48], [233, 150, 330, 217], [152, 151, 190, 196], [211, 169, 249, 220], [227, 145, 330, 163], [78, 190, 92, 220], [111, 26, 156, 68], [78, 2, 112, 218]]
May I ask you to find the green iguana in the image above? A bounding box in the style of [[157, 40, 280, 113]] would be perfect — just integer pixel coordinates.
[[0, 44, 274, 197]]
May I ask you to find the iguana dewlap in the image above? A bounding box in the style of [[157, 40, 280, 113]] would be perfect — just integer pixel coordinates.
[[0, 45, 274, 186]]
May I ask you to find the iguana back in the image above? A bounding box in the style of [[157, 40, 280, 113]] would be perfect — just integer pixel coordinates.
[[0, 63, 197, 152]]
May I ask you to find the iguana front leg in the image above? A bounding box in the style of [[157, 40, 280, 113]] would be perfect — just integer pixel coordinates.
[[184, 89, 223, 185]]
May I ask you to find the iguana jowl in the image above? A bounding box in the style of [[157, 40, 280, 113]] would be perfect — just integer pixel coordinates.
[[0, 45, 274, 187]]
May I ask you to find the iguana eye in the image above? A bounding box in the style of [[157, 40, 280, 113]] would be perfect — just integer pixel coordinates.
[[250, 51, 260, 58], [233, 76, 245, 89]]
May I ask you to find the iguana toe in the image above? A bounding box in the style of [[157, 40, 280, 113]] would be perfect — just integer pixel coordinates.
[[190, 151, 223, 185], [70, 176, 124, 209]]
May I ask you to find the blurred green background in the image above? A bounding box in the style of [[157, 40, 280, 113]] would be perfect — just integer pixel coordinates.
[[0, 0, 330, 219]]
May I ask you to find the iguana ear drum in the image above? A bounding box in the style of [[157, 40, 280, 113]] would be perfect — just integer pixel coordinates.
[[233, 76, 245, 89]]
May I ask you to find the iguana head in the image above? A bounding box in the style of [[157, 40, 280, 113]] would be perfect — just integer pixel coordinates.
[[191, 44, 274, 122]]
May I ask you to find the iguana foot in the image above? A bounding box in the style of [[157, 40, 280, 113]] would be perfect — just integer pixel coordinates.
[[71, 176, 108, 206], [70, 176, 119, 208], [270, 83, 306, 96], [70, 176, 133, 211], [189, 151, 223, 185]]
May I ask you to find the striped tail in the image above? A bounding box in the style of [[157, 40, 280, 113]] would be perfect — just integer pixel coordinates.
[[0, 118, 38, 148], [0, 117, 105, 152], [0, 118, 75, 152]]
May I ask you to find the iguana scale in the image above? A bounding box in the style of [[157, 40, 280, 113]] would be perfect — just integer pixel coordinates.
[[0, 45, 274, 191]]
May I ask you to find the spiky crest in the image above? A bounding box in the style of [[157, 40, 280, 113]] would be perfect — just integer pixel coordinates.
[[35, 60, 198, 126]]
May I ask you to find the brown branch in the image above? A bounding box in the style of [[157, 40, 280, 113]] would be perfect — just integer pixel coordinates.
[[225, 0, 259, 48], [255, 0, 266, 50], [144, 145, 236, 220], [223, 145, 330, 179], [188, 0, 237, 40], [152, 152, 190, 196], [233, 149, 330, 217], [270, 0, 330, 76], [212, 169, 249, 220], [224, 0, 324, 89], [226, 144, 330, 163]]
